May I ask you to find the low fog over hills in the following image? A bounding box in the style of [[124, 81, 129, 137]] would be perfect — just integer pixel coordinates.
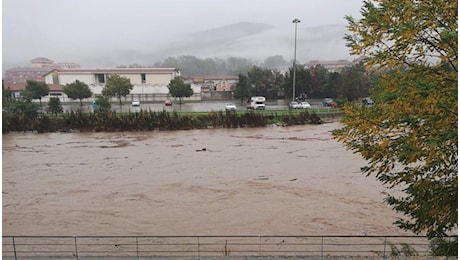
[[4, 22, 352, 70]]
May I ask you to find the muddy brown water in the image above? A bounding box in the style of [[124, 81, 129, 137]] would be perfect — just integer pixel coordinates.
[[2, 122, 408, 236]]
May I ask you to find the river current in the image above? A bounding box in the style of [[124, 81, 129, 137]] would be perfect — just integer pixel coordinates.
[[2, 121, 407, 236]]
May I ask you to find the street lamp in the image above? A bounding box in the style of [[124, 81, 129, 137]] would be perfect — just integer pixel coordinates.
[[292, 18, 301, 102]]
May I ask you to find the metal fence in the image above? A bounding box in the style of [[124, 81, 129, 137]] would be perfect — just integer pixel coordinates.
[[3, 235, 454, 259]]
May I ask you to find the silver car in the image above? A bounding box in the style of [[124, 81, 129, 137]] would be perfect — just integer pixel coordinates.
[[299, 102, 311, 109], [225, 103, 237, 111]]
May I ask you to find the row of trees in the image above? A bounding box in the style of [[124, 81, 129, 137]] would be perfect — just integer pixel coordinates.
[[150, 55, 289, 77], [233, 62, 372, 101], [2, 74, 195, 117], [2, 75, 134, 117]]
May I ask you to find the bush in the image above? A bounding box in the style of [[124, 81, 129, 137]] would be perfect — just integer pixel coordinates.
[[430, 237, 457, 256]]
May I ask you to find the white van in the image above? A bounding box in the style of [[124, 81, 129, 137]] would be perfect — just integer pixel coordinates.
[[247, 96, 266, 110]]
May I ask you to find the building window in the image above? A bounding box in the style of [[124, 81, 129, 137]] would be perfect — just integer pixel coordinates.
[[95, 74, 105, 84], [141, 73, 146, 83]]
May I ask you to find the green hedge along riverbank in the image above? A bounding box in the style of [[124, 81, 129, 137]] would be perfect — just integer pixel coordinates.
[[2, 109, 335, 133]]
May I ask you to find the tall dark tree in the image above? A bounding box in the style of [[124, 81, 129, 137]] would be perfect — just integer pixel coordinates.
[[168, 77, 194, 104], [233, 74, 251, 102], [310, 65, 329, 98], [24, 80, 49, 107], [260, 55, 288, 70], [101, 75, 133, 105], [3, 82, 14, 109], [339, 62, 371, 101], [47, 97, 63, 115], [326, 72, 342, 98], [63, 80, 93, 106], [284, 65, 312, 99]]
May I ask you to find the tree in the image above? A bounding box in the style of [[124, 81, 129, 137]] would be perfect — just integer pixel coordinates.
[[25, 80, 49, 107], [233, 74, 251, 102], [339, 62, 371, 101], [168, 77, 193, 104], [334, 0, 457, 239], [3, 82, 14, 109], [101, 74, 133, 105], [9, 95, 39, 120], [283, 65, 312, 99], [47, 97, 63, 115], [63, 80, 93, 106], [93, 95, 111, 113], [260, 55, 288, 70]]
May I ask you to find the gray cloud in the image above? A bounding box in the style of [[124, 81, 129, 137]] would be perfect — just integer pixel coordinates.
[[3, 0, 363, 69]]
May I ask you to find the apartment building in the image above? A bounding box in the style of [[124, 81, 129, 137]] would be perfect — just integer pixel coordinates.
[[42, 67, 184, 102]]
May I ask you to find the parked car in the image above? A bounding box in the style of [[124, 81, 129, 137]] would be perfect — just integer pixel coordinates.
[[323, 98, 334, 107], [289, 101, 302, 109], [299, 102, 311, 109], [362, 97, 374, 106], [164, 100, 172, 106], [225, 103, 237, 111], [132, 100, 140, 106]]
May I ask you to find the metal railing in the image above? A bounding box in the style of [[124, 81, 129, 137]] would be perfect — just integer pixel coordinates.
[[2, 235, 453, 259]]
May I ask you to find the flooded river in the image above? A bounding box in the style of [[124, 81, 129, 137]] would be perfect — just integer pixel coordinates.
[[2, 122, 407, 236]]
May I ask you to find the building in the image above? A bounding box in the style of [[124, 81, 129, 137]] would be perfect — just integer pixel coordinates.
[[30, 57, 55, 68], [305, 60, 352, 73], [43, 67, 184, 102], [187, 75, 239, 100], [5, 67, 58, 84], [4, 57, 81, 84], [4, 83, 65, 100]]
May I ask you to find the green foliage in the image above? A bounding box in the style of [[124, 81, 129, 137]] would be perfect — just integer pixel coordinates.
[[168, 77, 193, 104], [94, 95, 111, 113], [335, 0, 457, 239], [2, 82, 14, 108], [47, 97, 63, 115], [4, 95, 40, 132], [260, 55, 288, 70], [429, 236, 458, 256], [9, 98, 39, 119], [233, 74, 251, 100], [337, 62, 371, 100], [63, 80, 93, 106], [24, 80, 49, 105], [101, 74, 133, 105], [3, 109, 323, 133], [234, 66, 285, 99], [154, 55, 254, 76], [283, 64, 312, 99], [387, 242, 418, 257]]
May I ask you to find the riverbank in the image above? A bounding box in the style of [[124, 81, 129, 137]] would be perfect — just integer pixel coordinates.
[[3, 109, 342, 133]]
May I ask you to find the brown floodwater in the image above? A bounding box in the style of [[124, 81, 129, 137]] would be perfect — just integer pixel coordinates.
[[2, 122, 408, 236]]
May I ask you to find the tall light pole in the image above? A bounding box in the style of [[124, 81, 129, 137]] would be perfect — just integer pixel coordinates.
[[292, 18, 301, 102]]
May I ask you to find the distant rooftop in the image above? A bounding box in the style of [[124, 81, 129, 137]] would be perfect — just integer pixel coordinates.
[[30, 57, 54, 64], [45, 68, 179, 75]]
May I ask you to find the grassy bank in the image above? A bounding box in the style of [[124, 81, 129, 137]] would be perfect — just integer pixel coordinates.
[[2, 109, 342, 133]]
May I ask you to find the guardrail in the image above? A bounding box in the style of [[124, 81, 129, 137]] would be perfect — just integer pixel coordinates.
[[3, 235, 454, 259]]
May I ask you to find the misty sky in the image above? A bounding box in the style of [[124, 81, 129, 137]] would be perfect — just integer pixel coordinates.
[[3, 0, 364, 68]]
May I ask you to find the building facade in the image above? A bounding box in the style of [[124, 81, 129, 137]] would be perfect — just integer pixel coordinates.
[[43, 68, 185, 102], [187, 75, 239, 100], [305, 60, 352, 73], [4, 57, 81, 84]]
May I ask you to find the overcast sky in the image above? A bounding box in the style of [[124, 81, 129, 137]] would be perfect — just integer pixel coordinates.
[[3, 0, 364, 68]]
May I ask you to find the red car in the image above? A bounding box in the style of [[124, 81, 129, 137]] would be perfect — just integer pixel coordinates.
[[164, 100, 172, 106]]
